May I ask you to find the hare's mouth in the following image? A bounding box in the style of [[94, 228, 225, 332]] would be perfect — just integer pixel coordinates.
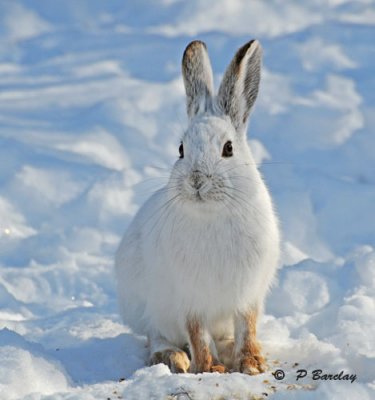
[[183, 190, 205, 203], [192, 183, 213, 202], [195, 190, 204, 201]]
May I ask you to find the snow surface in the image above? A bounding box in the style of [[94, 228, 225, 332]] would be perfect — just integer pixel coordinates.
[[0, 1, 374, 399]]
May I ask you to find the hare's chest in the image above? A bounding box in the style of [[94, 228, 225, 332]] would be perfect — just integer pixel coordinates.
[[159, 212, 258, 275], [155, 214, 259, 315]]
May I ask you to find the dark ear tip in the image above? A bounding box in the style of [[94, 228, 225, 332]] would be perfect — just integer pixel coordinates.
[[234, 39, 262, 67], [183, 40, 207, 61], [243, 39, 261, 49]]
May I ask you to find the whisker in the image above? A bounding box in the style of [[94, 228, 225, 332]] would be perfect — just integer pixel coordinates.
[[261, 161, 293, 166], [221, 185, 251, 202], [145, 193, 181, 239], [222, 191, 252, 217]]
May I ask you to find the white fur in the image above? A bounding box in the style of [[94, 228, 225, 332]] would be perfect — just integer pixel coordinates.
[[115, 40, 280, 352]]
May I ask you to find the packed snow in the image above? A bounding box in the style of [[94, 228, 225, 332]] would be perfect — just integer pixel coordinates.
[[0, 1, 374, 399]]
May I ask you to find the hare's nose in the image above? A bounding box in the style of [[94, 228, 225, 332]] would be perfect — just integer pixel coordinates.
[[190, 170, 204, 190]]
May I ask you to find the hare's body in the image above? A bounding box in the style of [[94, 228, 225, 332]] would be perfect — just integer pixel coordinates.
[[116, 118, 278, 345], [116, 40, 280, 374]]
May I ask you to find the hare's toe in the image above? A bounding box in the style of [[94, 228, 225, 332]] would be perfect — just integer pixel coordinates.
[[210, 363, 227, 373], [150, 349, 190, 373]]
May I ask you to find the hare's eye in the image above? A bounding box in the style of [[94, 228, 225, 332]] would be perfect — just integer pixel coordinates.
[[179, 143, 184, 158], [222, 141, 233, 158]]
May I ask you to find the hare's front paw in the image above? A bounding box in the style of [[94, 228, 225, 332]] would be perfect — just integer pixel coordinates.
[[190, 357, 227, 374], [233, 310, 267, 375], [150, 349, 190, 373], [234, 350, 267, 375], [186, 317, 227, 374], [210, 363, 227, 373]]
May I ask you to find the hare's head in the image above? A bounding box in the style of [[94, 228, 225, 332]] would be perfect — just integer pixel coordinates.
[[171, 40, 263, 211]]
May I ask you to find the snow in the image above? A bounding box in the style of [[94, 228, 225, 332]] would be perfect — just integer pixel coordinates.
[[0, 1, 374, 399]]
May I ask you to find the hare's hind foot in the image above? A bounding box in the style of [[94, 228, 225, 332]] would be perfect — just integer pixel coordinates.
[[150, 349, 190, 373], [149, 335, 190, 373]]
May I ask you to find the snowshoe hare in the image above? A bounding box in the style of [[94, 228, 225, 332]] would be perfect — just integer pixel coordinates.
[[115, 40, 280, 374]]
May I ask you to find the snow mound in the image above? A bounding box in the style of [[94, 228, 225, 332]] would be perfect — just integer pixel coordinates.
[[0, 329, 69, 400]]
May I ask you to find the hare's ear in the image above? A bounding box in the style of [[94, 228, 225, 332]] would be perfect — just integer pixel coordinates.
[[217, 40, 262, 134], [182, 40, 214, 119]]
